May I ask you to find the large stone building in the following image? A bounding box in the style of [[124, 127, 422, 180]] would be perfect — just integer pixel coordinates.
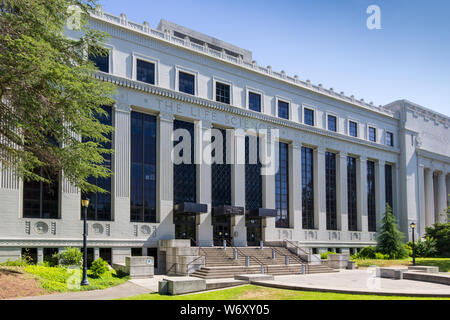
[[0, 8, 449, 267]]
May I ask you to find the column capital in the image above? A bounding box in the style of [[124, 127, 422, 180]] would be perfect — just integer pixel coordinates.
[[339, 151, 348, 159], [195, 119, 212, 129], [158, 112, 174, 123], [291, 140, 302, 150], [377, 159, 386, 166], [359, 155, 367, 162], [114, 103, 131, 113]]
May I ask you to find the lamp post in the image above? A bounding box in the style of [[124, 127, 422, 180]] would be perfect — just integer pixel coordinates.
[[410, 222, 416, 266], [81, 198, 90, 286]]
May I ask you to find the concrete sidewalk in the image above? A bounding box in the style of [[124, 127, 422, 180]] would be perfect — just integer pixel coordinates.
[[251, 270, 450, 297]]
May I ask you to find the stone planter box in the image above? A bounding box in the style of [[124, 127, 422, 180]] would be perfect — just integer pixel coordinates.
[[113, 256, 154, 279], [327, 253, 350, 269]]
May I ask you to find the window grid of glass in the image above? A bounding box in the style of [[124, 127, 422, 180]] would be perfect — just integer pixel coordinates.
[[386, 132, 394, 146], [136, 59, 155, 85], [23, 167, 59, 219], [248, 92, 261, 112], [275, 142, 289, 228], [212, 128, 231, 207], [179, 71, 195, 95], [327, 115, 337, 132], [82, 106, 112, 221], [325, 152, 337, 230], [130, 111, 157, 223], [369, 127, 376, 142], [245, 136, 262, 210], [385, 164, 393, 209], [216, 82, 230, 104], [349, 121, 358, 137], [367, 160, 376, 232], [302, 147, 314, 229], [278, 100, 289, 120], [173, 120, 196, 204], [347, 156, 358, 231], [88, 47, 109, 73], [304, 108, 314, 126]]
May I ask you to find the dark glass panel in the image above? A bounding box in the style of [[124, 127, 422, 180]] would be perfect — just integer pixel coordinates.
[[88, 47, 109, 73], [349, 121, 358, 137], [278, 100, 289, 120], [326, 152, 337, 230], [216, 82, 230, 104], [302, 147, 314, 229], [212, 128, 231, 207], [347, 156, 358, 231], [385, 164, 393, 209], [179, 71, 195, 95], [275, 142, 289, 228], [328, 115, 337, 132], [369, 127, 376, 142], [367, 161, 376, 232], [245, 135, 262, 210], [304, 108, 314, 126], [136, 59, 155, 85], [248, 92, 261, 112]]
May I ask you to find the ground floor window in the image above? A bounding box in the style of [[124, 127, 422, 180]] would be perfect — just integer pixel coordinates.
[[99, 248, 112, 265], [131, 248, 142, 256], [147, 248, 158, 268], [21, 248, 37, 264]]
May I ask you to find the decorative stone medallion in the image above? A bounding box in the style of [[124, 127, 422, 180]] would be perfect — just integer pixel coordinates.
[[92, 223, 104, 235], [34, 221, 49, 234], [140, 225, 151, 235]]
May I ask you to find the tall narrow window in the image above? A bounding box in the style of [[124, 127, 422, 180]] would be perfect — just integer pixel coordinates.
[[23, 167, 59, 219], [327, 115, 337, 132], [275, 142, 289, 228], [245, 135, 262, 210], [130, 111, 157, 222], [349, 121, 358, 137], [248, 92, 261, 112], [136, 59, 155, 85], [386, 132, 394, 147], [369, 127, 376, 142], [304, 108, 314, 126], [302, 147, 314, 229], [212, 128, 231, 207], [367, 160, 376, 232], [215, 82, 230, 104], [325, 152, 337, 230], [347, 156, 357, 231], [385, 164, 393, 209], [82, 106, 112, 221], [178, 71, 195, 95], [88, 47, 109, 73], [173, 120, 196, 203], [278, 100, 289, 120]]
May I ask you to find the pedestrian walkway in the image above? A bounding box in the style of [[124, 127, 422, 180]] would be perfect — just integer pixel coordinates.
[[251, 270, 450, 297]]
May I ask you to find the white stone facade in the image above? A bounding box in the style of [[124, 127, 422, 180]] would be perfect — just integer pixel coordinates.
[[0, 10, 449, 263]]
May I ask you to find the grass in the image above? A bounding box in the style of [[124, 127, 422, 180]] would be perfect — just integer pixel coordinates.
[[2, 264, 130, 293], [353, 257, 450, 272], [119, 285, 450, 300]]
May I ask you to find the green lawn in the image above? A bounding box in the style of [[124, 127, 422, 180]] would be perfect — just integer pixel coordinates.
[[119, 285, 450, 300], [10, 265, 129, 293], [353, 257, 450, 272]]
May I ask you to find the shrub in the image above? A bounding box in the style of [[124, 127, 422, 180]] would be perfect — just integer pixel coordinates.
[[89, 258, 109, 278], [0, 258, 29, 267], [355, 246, 377, 259], [415, 237, 438, 257], [55, 247, 83, 266], [425, 223, 450, 257], [320, 251, 336, 260], [375, 252, 388, 259]]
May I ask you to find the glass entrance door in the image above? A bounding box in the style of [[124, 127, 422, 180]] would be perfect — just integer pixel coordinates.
[[174, 213, 196, 246], [212, 215, 231, 246], [246, 217, 262, 246]]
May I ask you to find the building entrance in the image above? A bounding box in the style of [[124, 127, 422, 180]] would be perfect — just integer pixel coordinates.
[[174, 213, 196, 246], [212, 214, 231, 246], [246, 216, 262, 246]]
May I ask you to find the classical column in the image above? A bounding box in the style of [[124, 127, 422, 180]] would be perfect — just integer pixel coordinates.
[[157, 112, 174, 239], [424, 168, 435, 227], [417, 164, 426, 236], [113, 103, 131, 223], [314, 147, 326, 231], [375, 160, 385, 231], [94, 248, 100, 260], [288, 141, 302, 231], [357, 156, 367, 232], [262, 135, 276, 241], [195, 120, 213, 246], [231, 130, 247, 246], [336, 152, 348, 231], [436, 171, 448, 223], [447, 173, 450, 208]]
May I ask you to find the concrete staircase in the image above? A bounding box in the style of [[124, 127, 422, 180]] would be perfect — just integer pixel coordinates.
[[191, 246, 337, 279]]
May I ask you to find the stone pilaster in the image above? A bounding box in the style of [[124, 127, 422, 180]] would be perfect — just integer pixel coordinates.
[[289, 141, 302, 232], [424, 168, 435, 227], [157, 112, 175, 240], [337, 152, 348, 231], [436, 171, 448, 223], [195, 120, 213, 246], [417, 164, 426, 236], [314, 147, 326, 231], [262, 135, 276, 242], [357, 156, 368, 232]]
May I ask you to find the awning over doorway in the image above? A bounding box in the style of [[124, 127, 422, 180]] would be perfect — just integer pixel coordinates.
[[246, 208, 277, 217], [212, 205, 245, 216], [173, 202, 208, 214]]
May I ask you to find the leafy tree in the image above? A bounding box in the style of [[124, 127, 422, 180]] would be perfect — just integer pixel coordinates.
[[376, 204, 408, 259], [425, 222, 450, 257], [0, 0, 115, 193]]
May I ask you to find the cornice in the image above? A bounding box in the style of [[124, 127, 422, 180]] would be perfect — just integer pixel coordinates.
[[96, 72, 400, 155], [89, 8, 395, 119]]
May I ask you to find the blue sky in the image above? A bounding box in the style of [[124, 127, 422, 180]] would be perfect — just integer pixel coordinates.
[[99, 0, 450, 116]]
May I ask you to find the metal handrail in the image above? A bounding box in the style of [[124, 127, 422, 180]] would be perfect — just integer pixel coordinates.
[[263, 241, 305, 265], [220, 238, 269, 274], [283, 239, 310, 257]]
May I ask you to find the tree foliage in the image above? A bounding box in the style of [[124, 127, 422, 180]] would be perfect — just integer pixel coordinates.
[[376, 204, 408, 259], [0, 0, 115, 192], [425, 222, 450, 257]]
